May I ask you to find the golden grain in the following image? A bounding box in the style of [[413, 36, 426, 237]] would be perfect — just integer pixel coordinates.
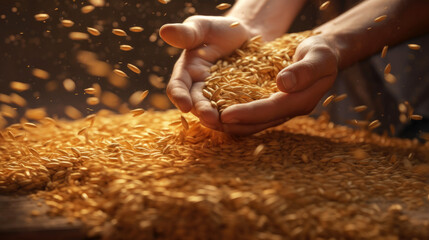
[[408, 44, 421, 50], [384, 63, 391, 75], [230, 22, 240, 28], [374, 15, 387, 23], [87, 97, 100, 105], [34, 13, 49, 21], [130, 108, 145, 117], [64, 106, 82, 120], [333, 94, 347, 102], [368, 119, 381, 130], [216, 3, 232, 10], [10, 93, 27, 107], [61, 19, 75, 27], [129, 26, 144, 32], [384, 73, 396, 84], [204, 31, 313, 110], [23, 123, 37, 128], [32, 68, 50, 80], [81, 5, 95, 14], [322, 95, 335, 107], [319, 1, 330, 11], [120, 45, 133, 51], [381, 45, 388, 58], [410, 114, 423, 121], [180, 115, 189, 130], [113, 69, 128, 78], [69, 32, 90, 40], [84, 88, 96, 95], [112, 29, 127, 37], [63, 79, 76, 92], [87, 27, 101, 36], [10, 81, 30, 92], [127, 63, 141, 74], [353, 105, 368, 113]]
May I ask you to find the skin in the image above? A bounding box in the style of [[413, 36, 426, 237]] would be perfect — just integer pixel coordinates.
[[160, 0, 429, 135]]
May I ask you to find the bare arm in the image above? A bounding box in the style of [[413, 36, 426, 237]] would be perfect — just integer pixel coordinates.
[[317, 0, 429, 69], [227, 0, 307, 40]]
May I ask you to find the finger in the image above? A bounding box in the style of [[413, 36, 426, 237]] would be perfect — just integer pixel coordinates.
[[221, 74, 335, 124], [276, 46, 337, 93], [167, 53, 193, 112], [190, 82, 221, 130], [159, 17, 208, 50], [222, 118, 286, 136]]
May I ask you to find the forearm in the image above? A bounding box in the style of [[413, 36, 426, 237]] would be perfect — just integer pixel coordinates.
[[316, 0, 429, 69], [227, 0, 307, 40]]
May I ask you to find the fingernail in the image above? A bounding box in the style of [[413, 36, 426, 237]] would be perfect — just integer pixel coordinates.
[[222, 118, 239, 124], [280, 71, 296, 91]]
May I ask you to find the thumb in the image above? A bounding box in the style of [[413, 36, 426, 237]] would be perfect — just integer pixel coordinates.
[[276, 46, 337, 93], [159, 21, 205, 50]]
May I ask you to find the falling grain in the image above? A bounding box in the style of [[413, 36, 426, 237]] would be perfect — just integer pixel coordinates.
[[319, 1, 330, 11], [85, 88, 96, 95], [230, 22, 240, 28], [10, 81, 30, 92], [86, 97, 100, 105], [120, 45, 133, 51], [112, 29, 127, 37], [127, 63, 141, 74], [63, 79, 76, 92], [130, 108, 145, 117], [353, 105, 368, 113], [333, 94, 347, 102], [129, 26, 144, 32], [381, 45, 388, 58], [384, 63, 391, 75], [368, 120, 381, 130], [34, 13, 49, 21], [32, 68, 50, 80], [374, 15, 387, 23], [384, 73, 396, 84], [408, 44, 421, 50], [322, 95, 335, 107], [113, 69, 128, 78], [410, 114, 423, 121], [61, 20, 75, 27], [81, 5, 95, 14], [69, 32, 90, 40], [216, 3, 232, 10], [87, 27, 101, 36]]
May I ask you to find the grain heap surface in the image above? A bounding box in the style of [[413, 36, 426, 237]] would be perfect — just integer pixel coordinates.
[[1, 110, 429, 239], [204, 31, 313, 112]]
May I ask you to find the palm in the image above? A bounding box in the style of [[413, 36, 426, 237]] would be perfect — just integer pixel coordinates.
[[160, 16, 252, 129]]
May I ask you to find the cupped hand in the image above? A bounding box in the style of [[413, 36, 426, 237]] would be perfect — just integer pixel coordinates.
[[159, 16, 253, 130], [219, 34, 340, 135]]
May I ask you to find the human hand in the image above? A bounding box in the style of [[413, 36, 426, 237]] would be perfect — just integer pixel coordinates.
[[219, 34, 340, 135], [159, 16, 253, 130]]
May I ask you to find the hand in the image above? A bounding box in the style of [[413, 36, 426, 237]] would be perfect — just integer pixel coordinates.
[[159, 16, 253, 130], [219, 34, 340, 135]]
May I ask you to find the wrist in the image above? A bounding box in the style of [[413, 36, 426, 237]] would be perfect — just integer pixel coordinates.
[[315, 25, 351, 70], [226, 0, 306, 41]]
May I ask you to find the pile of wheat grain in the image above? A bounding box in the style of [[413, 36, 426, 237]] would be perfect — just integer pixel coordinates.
[[203, 31, 313, 112], [1, 110, 428, 239]]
